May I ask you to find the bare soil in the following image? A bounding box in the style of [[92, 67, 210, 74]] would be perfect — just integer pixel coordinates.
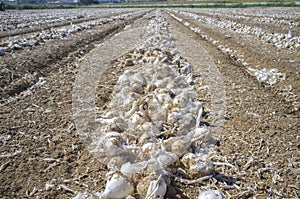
[[0, 8, 299, 199], [167, 11, 299, 198]]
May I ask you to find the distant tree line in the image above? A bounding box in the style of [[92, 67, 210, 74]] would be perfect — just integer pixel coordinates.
[[0, 2, 5, 10], [10, 0, 98, 4], [16, 0, 47, 4], [80, 0, 98, 5]]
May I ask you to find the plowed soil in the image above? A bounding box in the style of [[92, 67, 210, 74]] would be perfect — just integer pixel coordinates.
[[0, 8, 299, 199]]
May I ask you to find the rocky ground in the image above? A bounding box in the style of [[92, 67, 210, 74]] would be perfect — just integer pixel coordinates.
[[0, 8, 299, 199]]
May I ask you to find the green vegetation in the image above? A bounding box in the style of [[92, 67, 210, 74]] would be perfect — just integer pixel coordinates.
[[0, 2, 5, 10]]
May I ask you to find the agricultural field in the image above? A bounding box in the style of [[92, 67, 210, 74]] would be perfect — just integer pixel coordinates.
[[0, 7, 299, 199]]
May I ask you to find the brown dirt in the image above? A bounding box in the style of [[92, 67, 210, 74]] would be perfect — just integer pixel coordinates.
[[0, 12, 144, 100], [187, 8, 300, 36], [0, 8, 299, 199], [0, 11, 148, 199], [172, 10, 300, 109], [0, 16, 100, 39], [167, 10, 299, 198]]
